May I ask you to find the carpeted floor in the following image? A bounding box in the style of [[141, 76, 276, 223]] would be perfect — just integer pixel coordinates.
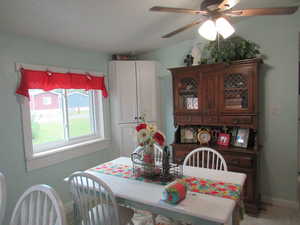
[[131, 205, 300, 225]]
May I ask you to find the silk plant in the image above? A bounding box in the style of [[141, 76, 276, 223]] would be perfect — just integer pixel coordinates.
[[201, 36, 261, 64]]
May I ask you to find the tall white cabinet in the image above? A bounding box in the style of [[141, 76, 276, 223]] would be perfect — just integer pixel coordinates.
[[109, 61, 160, 156]]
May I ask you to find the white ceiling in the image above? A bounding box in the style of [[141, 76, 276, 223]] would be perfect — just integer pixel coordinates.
[[0, 0, 299, 54]]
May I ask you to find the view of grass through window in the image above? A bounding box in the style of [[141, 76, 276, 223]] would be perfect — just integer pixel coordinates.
[[67, 89, 92, 138], [29, 89, 93, 148]]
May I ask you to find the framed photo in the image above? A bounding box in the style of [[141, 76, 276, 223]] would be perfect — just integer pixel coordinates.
[[217, 133, 230, 147], [180, 127, 197, 143], [230, 127, 238, 146], [234, 128, 250, 148]]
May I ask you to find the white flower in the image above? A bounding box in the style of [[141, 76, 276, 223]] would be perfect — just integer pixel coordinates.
[[137, 129, 151, 145], [148, 124, 157, 134]]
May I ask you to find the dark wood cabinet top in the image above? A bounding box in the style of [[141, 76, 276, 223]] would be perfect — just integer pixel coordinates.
[[169, 58, 262, 73]]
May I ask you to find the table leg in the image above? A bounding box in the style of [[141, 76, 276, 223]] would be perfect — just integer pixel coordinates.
[[228, 214, 233, 225], [152, 213, 157, 225], [232, 205, 240, 225]]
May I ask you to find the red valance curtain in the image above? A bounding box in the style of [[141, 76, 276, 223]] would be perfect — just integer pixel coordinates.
[[16, 68, 108, 98]]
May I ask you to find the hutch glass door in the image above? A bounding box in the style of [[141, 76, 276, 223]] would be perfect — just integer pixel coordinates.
[[178, 77, 199, 112], [222, 70, 253, 113]]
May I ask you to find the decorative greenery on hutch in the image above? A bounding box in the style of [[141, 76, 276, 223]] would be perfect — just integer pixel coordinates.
[[201, 36, 261, 64]]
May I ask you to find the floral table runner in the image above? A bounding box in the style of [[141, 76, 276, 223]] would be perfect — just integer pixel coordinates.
[[88, 162, 242, 201], [89, 162, 169, 185], [179, 177, 241, 201]]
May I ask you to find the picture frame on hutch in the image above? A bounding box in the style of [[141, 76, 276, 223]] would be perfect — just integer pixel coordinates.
[[180, 127, 197, 144], [217, 133, 230, 147], [234, 128, 250, 148]]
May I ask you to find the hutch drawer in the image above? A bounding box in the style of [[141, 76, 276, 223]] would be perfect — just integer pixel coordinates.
[[220, 115, 253, 125], [175, 115, 203, 124], [223, 154, 253, 168], [203, 116, 218, 124], [175, 115, 191, 123], [191, 115, 202, 123]]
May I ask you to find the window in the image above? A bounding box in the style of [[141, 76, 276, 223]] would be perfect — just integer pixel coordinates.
[[17, 65, 110, 170], [29, 89, 102, 153], [22, 88, 109, 170]]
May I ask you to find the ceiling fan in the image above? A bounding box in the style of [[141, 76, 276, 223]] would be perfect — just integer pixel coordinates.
[[150, 0, 298, 40]]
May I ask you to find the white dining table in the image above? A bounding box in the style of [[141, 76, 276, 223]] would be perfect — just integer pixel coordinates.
[[66, 157, 246, 225]]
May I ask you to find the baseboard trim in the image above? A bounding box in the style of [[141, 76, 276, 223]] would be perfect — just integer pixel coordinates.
[[262, 196, 299, 209]]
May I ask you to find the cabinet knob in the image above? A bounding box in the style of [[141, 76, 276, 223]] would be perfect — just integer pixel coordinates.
[[230, 159, 240, 165], [233, 119, 239, 124]]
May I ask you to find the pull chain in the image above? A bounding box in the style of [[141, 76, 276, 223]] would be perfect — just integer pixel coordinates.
[[217, 33, 220, 50]]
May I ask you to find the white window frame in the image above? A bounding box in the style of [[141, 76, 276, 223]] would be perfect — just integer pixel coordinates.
[[33, 90, 101, 153], [17, 63, 111, 171]]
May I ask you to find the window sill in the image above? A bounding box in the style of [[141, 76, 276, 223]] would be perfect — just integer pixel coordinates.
[[26, 138, 111, 171]]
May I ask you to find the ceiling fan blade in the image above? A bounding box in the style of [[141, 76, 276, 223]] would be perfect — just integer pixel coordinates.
[[162, 20, 203, 38], [218, 0, 240, 11], [150, 6, 207, 15], [226, 6, 298, 17]]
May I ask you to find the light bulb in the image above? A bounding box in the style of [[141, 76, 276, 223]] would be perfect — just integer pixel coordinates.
[[198, 19, 217, 41], [216, 17, 235, 39]]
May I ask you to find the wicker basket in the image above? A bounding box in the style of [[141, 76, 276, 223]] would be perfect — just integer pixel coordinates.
[[131, 148, 183, 182]]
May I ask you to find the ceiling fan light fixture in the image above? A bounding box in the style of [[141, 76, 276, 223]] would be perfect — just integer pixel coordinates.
[[225, 0, 239, 9], [216, 17, 235, 39], [198, 19, 217, 41]]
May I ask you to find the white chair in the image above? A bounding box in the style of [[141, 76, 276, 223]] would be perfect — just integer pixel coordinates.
[[10, 184, 67, 225], [0, 172, 6, 225], [68, 171, 134, 225], [183, 147, 228, 171]]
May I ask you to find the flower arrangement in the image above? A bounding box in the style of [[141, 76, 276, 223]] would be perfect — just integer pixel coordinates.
[[136, 123, 165, 147]]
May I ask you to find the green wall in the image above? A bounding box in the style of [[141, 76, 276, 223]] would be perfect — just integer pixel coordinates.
[[140, 12, 300, 203], [0, 32, 116, 224]]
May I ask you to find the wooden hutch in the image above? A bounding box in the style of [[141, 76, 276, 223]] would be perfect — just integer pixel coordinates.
[[169, 58, 262, 215]]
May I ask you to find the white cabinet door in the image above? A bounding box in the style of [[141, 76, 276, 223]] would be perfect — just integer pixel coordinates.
[[136, 61, 157, 122], [119, 123, 138, 157], [115, 61, 138, 124]]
